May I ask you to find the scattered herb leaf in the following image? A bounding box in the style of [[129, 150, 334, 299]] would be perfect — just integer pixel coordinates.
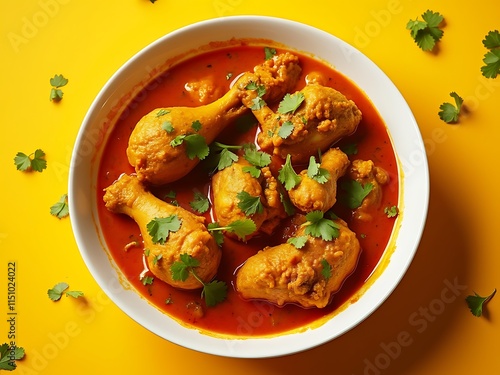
[[50, 194, 69, 219], [406, 10, 444, 51], [190, 191, 210, 213], [438, 92, 463, 123], [49, 74, 68, 101], [321, 259, 332, 280], [481, 30, 500, 78], [303, 211, 340, 241], [48, 282, 83, 301], [171, 253, 227, 306], [264, 47, 277, 60], [307, 156, 330, 184], [237, 191, 264, 216], [0, 343, 25, 371], [171, 134, 209, 160], [287, 235, 308, 249], [278, 154, 301, 190], [14, 149, 47, 172], [162, 120, 174, 133], [278, 120, 294, 139], [156, 109, 170, 117], [277, 92, 305, 114], [146, 215, 181, 244], [208, 219, 256, 241], [466, 289, 496, 317], [141, 276, 154, 286], [340, 180, 374, 209], [384, 205, 399, 218]]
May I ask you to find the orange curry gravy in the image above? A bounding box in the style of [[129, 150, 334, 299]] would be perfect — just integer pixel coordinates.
[[96, 45, 399, 336]]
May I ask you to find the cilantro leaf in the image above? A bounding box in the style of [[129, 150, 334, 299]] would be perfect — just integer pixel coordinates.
[[406, 10, 444, 51], [207, 222, 225, 246], [141, 276, 154, 285], [50, 194, 69, 219], [466, 289, 496, 317], [146, 215, 181, 244], [303, 211, 340, 241], [171, 134, 209, 160], [48, 282, 83, 301], [481, 31, 500, 79], [191, 120, 202, 132], [307, 156, 330, 184], [237, 191, 264, 216], [243, 148, 271, 168], [287, 235, 308, 249], [170, 254, 227, 306], [156, 109, 170, 117], [208, 219, 256, 241], [438, 92, 463, 123], [384, 205, 399, 218], [14, 149, 47, 172], [202, 280, 228, 307], [49, 74, 68, 101], [250, 97, 266, 110], [278, 154, 301, 190], [189, 191, 210, 213], [277, 92, 305, 114], [218, 148, 239, 170], [0, 343, 25, 371], [278, 121, 294, 139], [320, 259, 332, 280], [162, 120, 174, 133], [47, 282, 69, 301], [340, 180, 374, 209], [264, 47, 277, 60]]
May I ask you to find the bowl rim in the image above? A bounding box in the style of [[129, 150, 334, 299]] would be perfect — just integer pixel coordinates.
[[69, 15, 429, 358]]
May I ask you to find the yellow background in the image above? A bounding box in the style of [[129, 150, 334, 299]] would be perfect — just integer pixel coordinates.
[[1, 0, 499, 374]]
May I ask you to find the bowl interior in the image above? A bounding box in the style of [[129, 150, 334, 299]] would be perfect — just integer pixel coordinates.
[[69, 16, 429, 358]]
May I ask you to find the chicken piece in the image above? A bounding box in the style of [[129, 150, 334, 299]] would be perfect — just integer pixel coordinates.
[[127, 52, 302, 185], [103, 174, 221, 290], [251, 83, 362, 163], [236, 215, 360, 308], [348, 159, 390, 221], [288, 148, 350, 213], [211, 159, 286, 240]]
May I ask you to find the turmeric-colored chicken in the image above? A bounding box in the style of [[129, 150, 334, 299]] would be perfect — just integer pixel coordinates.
[[250, 83, 362, 163], [288, 147, 350, 213], [103, 174, 221, 290], [127, 52, 302, 185], [211, 159, 286, 239], [348, 159, 390, 221], [236, 215, 361, 308]]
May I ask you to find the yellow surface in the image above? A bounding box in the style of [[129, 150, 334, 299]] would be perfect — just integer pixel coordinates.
[[1, 0, 499, 374]]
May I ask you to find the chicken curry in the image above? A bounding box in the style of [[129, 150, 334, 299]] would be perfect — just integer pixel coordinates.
[[97, 43, 399, 336]]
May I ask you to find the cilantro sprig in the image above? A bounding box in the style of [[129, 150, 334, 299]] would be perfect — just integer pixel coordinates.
[[237, 191, 264, 216], [171, 133, 209, 160], [287, 235, 308, 249], [481, 30, 500, 78], [340, 179, 374, 209], [406, 10, 444, 52], [170, 253, 227, 306], [242, 147, 271, 177], [264, 47, 277, 60], [14, 149, 47, 172], [320, 259, 332, 280], [49, 74, 69, 101], [208, 219, 256, 243], [438, 92, 463, 124], [307, 156, 330, 183], [277, 92, 305, 115], [146, 215, 181, 244], [47, 282, 84, 301], [302, 211, 340, 241], [278, 154, 301, 190], [189, 191, 210, 213], [466, 289, 496, 317], [0, 343, 25, 371], [50, 194, 69, 219], [246, 81, 267, 110]]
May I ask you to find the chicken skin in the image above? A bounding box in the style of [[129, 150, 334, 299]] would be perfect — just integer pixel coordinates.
[[127, 52, 302, 185], [211, 159, 286, 239], [236, 215, 360, 308], [251, 83, 362, 163], [288, 148, 350, 213], [103, 174, 221, 290], [348, 159, 390, 221]]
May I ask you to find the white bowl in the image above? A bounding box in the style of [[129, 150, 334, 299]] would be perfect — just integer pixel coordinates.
[[69, 16, 429, 358]]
